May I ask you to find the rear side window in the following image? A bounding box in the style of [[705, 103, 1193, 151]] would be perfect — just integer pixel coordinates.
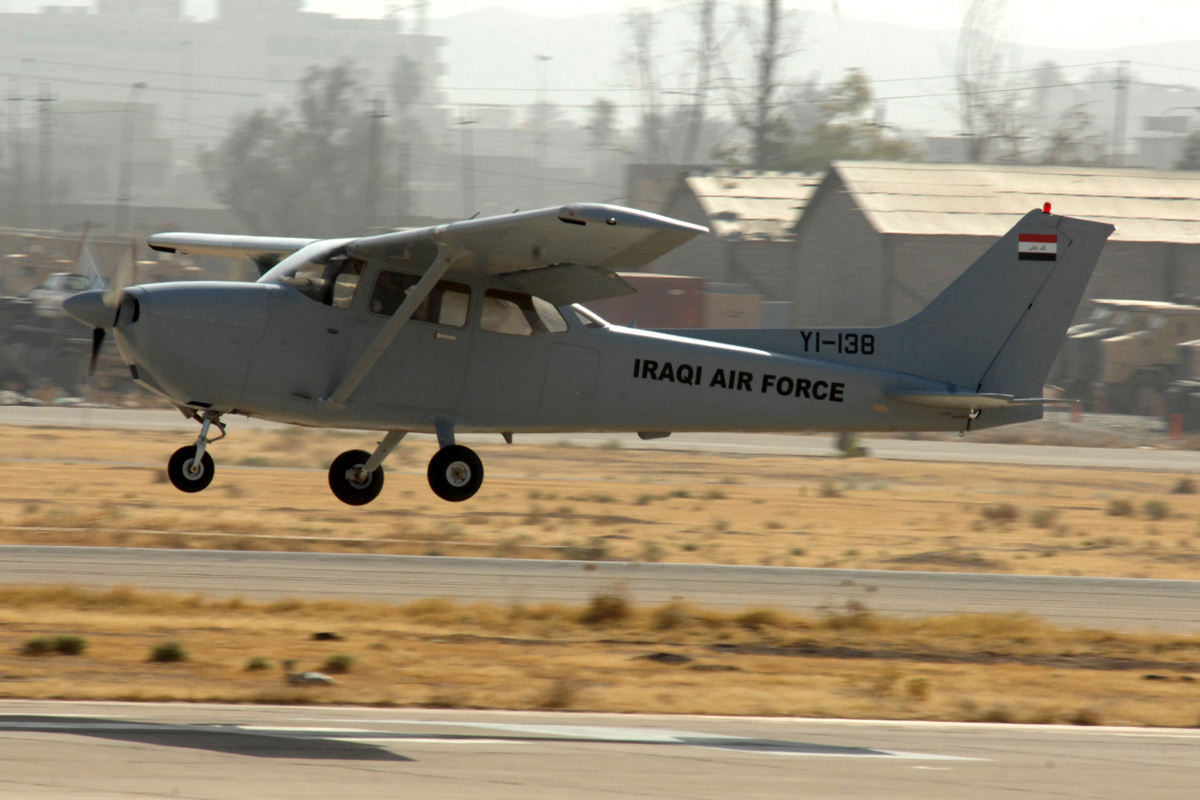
[[368, 271, 471, 327], [480, 288, 568, 335]]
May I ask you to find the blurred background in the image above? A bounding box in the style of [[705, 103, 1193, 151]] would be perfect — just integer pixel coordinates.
[[7, 0, 1200, 416]]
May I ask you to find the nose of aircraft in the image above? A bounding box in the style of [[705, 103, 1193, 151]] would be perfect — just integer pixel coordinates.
[[62, 290, 117, 330]]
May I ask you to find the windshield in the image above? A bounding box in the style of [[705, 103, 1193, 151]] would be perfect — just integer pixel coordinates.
[[260, 239, 364, 307], [1089, 306, 1114, 322]]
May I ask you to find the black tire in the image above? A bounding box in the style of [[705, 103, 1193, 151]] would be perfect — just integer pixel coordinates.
[[167, 446, 215, 493], [427, 445, 484, 502], [328, 449, 385, 506]]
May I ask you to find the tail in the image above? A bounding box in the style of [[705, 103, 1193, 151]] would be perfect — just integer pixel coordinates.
[[675, 208, 1114, 424], [895, 209, 1113, 389]]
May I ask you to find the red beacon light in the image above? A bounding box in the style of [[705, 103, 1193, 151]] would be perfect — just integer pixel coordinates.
[[1042, 202, 1052, 214]]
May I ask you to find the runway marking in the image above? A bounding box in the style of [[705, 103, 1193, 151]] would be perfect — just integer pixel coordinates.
[[298, 719, 983, 760]]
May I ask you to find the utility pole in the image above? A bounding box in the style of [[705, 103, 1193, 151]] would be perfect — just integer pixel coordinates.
[[1112, 60, 1130, 167], [457, 112, 476, 219], [179, 40, 193, 168], [396, 137, 412, 224], [37, 83, 51, 230], [115, 82, 147, 234], [534, 54, 552, 207], [363, 95, 387, 233], [9, 76, 23, 229]]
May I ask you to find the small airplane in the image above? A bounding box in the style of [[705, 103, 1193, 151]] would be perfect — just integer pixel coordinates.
[[62, 202, 1112, 505]]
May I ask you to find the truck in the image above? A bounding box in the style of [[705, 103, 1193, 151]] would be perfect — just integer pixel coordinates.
[[1049, 299, 1200, 415]]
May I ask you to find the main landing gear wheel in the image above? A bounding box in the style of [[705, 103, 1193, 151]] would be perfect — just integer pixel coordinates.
[[167, 446, 215, 493], [427, 445, 484, 502], [329, 449, 385, 506]]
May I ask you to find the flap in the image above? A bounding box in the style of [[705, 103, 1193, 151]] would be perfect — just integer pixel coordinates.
[[147, 232, 317, 260], [348, 203, 708, 275], [889, 391, 1058, 410], [500, 264, 637, 306]]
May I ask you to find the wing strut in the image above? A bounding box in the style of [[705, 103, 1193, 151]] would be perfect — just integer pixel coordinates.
[[324, 242, 452, 407]]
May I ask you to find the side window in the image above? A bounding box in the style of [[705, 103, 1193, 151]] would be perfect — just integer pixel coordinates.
[[368, 270, 471, 327], [480, 288, 568, 335]]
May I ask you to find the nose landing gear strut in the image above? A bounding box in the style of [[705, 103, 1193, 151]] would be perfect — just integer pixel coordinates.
[[167, 410, 224, 493]]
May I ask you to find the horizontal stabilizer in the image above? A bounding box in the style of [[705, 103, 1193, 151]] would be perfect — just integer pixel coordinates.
[[889, 392, 1065, 410]]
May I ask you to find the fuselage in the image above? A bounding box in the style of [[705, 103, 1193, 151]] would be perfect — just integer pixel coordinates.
[[111, 271, 965, 436]]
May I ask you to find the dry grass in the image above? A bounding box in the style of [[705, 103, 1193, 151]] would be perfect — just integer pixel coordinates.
[[0, 584, 1198, 726], [5, 424, 1200, 579]]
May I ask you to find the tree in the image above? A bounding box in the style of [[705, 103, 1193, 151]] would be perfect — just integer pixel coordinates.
[[774, 69, 921, 171], [955, 0, 1014, 163], [681, 0, 718, 165], [625, 8, 666, 163], [732, 0, 797, 169], [202, 63, 376, 237]]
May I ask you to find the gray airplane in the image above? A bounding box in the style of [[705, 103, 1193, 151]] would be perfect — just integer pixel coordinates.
[[62, 202, 1112, 504]]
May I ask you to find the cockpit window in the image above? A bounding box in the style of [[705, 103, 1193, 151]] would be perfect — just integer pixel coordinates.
[[276, 242, 365, 308], [368, 270, 471, 327], [481, 288, 568, 335], [1090, 307, 1114, 322]]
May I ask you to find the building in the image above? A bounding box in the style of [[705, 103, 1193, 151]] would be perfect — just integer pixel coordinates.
[[638, 169, 822, 304], [791, 161, 1200, 327]]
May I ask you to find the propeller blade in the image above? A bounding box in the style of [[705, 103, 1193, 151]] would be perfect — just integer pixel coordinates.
[[103, 237, 136, 308], [89, 327, 106, 378]]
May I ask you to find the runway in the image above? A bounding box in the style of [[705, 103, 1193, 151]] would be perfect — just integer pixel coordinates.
[[2, 406, 1197, 471], [3, 545, 1199, 632], [0, 700, 1195, 799]]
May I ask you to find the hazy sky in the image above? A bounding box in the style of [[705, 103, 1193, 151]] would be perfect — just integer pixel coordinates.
[[297, 1, 1200, 50]]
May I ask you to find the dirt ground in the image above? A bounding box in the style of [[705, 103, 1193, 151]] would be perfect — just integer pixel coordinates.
[[0, 586, 1197, 727], [2, 423, 1200, 579]]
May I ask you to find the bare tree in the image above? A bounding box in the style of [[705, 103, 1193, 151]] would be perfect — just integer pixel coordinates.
[[625, 8, 666, 164], [955, 0, 1012, 162], [681, 0, 718, 165], [731, 0, 798, 169]]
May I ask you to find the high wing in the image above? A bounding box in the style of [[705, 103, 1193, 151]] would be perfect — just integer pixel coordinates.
[[146, 204, 708, 304], [348, 203, 708, 305], [147, 233, 317, 275]]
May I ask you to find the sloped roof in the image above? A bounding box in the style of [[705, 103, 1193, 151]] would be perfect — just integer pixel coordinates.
[[684, 170, 823, 241], [829, 161, 1200, 243]]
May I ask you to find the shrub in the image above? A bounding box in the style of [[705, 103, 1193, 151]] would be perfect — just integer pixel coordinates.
[[680, 542, 698, 552], [538, 675, 578, 709], [651, 601, 693, 631], [703, 490, 726, 500], [580, 592, 629, 626], [562, 538, 608, 561], [790, 547, 806, 556], [1069, 707, 1103, 726], [980, 503, 1019, 523], [1171, 477, 1196, 495], [21, 637, 52, 656], [1029, 508, 1059, 529], [1107, 498, 1133, 517], [906, 677, 930, 701], [640, 541, 664, 563], [735, 608, 784, 630], [150, 641, 188, 663], [53, 635, 87, 655], [322, 653, 355, 674], [818, 481, 841, 498], [245, 656, 272, 671], [1143, 500, 1170, 520]]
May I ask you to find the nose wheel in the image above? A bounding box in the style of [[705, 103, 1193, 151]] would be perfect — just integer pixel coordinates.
[[166, 410, 223, 493], [427, 445, 484, 502], [168, 446, 214, 492]]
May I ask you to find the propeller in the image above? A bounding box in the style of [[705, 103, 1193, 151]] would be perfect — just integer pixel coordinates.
[[80, 237, 136, 378]]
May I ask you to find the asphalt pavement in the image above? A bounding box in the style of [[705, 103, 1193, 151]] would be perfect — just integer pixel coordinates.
[[0, 701, 1196, 799], [3, 545, 1198, 632]]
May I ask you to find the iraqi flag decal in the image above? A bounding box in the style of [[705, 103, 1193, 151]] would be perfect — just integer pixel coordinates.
[[1018, 233, 1057, 261]]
